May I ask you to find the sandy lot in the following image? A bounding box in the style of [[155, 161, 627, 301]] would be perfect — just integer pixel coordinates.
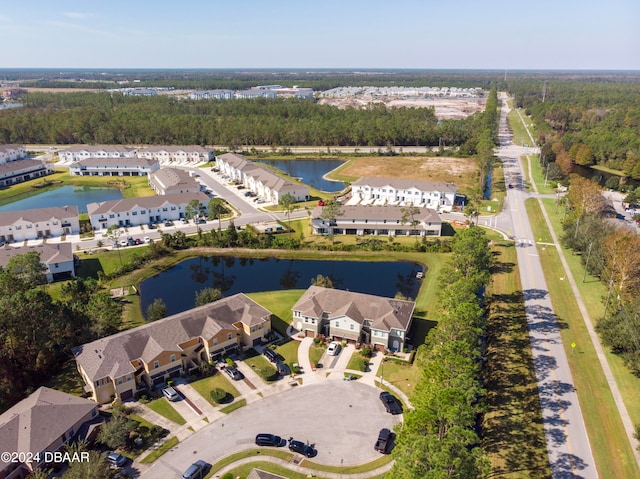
[[318, 97, 486, 120], [335, 156, 478, 189]]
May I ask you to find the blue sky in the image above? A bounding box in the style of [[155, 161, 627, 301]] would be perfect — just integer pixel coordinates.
[[1, 0, 638, 70]]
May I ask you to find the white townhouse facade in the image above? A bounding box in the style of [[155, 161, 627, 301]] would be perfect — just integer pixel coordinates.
[[292, 286, 415, 352], [0, 206, 80, 243], [0, 159, 52, 187], [137, 146, 214, 165], [351, 177, 457, 212], [0, 144, 27, 163], [148, 168, 201, 195], [68, 157, 160, 177], [87, 192, 210, 230], [189, 89, 235, 100], [0, 242, 76, 282], [216, 153, 309, 203], [311, 204, 442, 237], [58, 145, 137, 163]]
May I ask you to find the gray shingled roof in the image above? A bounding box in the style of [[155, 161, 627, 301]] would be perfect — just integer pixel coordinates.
[[292, 286, 414, 332], [0, 159, 48, 176], [86, 192, 209, 216], [0, 387, 96, 467], [352, 176, 457, 193], [64, 145, 135, 154], [0, 242, 74, 268], [149, 168, 200, 189], [0, 205, 79, 224], [74, 157, 158, 168], [311, 204, 441, 222], [142, 145, 212, 154], [73, 294, 271, 382], [219, 154, 305, 193]]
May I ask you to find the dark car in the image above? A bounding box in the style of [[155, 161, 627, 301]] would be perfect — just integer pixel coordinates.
[[182, 460, 209, 479], [223, 366, 244, 381], [374, 428, 393, 453], [127, 236, 135, 246], [263, 348, 279, 363], [508, 183, 514, 189], [255, 433, 287, 447], [276, 362, 290, 376], [288, 438, 316, 457], [379, 391, 402, 415]]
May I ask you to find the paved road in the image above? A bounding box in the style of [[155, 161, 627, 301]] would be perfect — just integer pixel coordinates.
[[497, 94, 597, 478]]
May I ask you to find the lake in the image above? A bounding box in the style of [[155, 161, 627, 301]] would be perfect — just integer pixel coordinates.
[[0, 185, 123, 214], [257, 159, 345, 192], [140, 256, 424, 316]]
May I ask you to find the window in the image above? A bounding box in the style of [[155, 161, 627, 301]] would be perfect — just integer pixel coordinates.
[[170, 354, 176, 362], [153, 360, 159, 369], [227, 333, 232, 340], [132, 211, 137, 215], [213, 338, 218, 345], [350, 324, 354, 330], [335, 322, 340, 328]]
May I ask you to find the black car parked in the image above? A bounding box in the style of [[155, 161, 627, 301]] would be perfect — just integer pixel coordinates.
[[288, 438, 316, 457], [263, 348, 278, 363], [255, 433, 286, 447], [379, 391, 402, 415]]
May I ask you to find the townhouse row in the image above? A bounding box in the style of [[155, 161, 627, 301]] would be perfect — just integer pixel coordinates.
[[73, 286, 415, 404], [350, 177, 457, 212], [60, 145, 214, 165], [0, 145, 52, 187]]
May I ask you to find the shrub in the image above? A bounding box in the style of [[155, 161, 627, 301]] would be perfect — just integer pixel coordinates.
[[210, 388, 227, 404], [359, 347, 372, 358], [289, 362, 301, 374], [225, 357, 235, 367], [313, 337, 321, 345]]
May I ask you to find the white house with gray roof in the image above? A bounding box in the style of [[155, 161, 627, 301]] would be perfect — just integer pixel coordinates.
[[148, 168, 201, 195], [0, 144, 27, 163], [0, 206, 80, 243], [0, 387, 99, 479], [73, 294, 272, 403], [68, 157, 160, 177], [0, 159, 52, 187], [0, 243, 75, 282], [311, 204, 441, 237], [58, 145, 137, 163], [137, 145, 214, 165], [217, 153, 309, 203], [87, 192, 209, 230], [292, 286, 415, 352], [351, 177, 457, 212]]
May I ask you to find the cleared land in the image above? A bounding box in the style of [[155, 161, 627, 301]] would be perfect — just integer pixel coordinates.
[[330, 155, 478, 190]]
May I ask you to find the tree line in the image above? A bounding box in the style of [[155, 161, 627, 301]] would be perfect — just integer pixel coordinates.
[[389, 227, 492, 478], [1, 90, 495, 152], [509, 78, 640, 183]]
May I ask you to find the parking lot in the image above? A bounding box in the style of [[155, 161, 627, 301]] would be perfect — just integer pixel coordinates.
[[141, 380, 402, 478]]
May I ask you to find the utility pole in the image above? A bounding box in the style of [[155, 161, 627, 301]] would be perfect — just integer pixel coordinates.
[[603, 279, 615, 318], [583, 242, 593, 282], [542, 80, 548, 103], [544, 163, 550, 189]]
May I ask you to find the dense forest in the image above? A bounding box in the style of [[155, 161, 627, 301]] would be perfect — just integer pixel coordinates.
[[0, 91, 492, 151], [509, 78, 640, 182]]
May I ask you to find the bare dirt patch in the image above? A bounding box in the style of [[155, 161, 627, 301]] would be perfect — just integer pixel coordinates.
[[318, 97, 486, 120], [335, 156, 478, 190]]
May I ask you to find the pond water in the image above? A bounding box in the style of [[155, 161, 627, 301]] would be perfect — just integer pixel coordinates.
[[257, 159, 346, 192], [0, 185, 123, 214], [572, 165, 640, 190], [140, 256, 424, 316]]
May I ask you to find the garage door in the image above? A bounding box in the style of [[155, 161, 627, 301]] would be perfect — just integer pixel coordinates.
[[169, 370, 181, 379], [152, 376, 165, 386], [120, 389, 134, 401]]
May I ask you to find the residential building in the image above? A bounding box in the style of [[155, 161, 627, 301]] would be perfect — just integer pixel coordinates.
[[216, 153, 309, 203], [149, 168, 201, 195], [73, 294, 272, 403], [310, 204, 441, 237], [58, 145, 137, 163], [292, 286, 415, 352], [68, 157, 159, 177], [137, 145, 214, 165], [351, 177, 457, 212], [0, 206, 80, 243], [0, 145, 27, 163], [0, 243, 75, 282], [189, 89, 235, 100], [0, 387, 100, 479], [0, 159, 52, 187], [87, 192, 209, 230]]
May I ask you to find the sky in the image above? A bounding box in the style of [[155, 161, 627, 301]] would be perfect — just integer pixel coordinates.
[[1, 0, 638, 70]]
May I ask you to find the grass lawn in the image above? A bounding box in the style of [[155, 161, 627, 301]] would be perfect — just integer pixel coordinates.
[[524, 198, 553, 244], [483, 241, 551, 478], [146, 398, 187, 425], [140, 436, 179, 464], [346, 353, 370, 372], [44, 358, 86, 396], [309, 344, 325, 367], [528, 155, 557, 195], [526, 199, 640, 478], [244, 355, 278, 383], [274, 340, 300, 366], [376, 359, 422, 398], [301, 453, 392, 474], [246, 289, 305, 335], [190, 373, 241, 407], [219, 399, 247, 414]]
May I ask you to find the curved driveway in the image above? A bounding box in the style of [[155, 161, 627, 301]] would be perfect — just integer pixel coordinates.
[[141, 381, 401, 479]]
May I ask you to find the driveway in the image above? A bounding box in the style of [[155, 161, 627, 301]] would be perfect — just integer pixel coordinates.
[[139, 381, 401, 478]]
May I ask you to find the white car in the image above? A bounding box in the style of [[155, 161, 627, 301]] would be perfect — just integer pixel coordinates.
[[162, 386, 180, 401], [327, 341, 341, 356], [144, 236, 151, 243]]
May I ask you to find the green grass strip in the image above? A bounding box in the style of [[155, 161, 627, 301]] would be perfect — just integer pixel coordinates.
[[140, 436, 179, 464]]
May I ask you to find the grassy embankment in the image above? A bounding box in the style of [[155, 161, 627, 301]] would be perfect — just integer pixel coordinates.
[[525, 198, 640, 478]]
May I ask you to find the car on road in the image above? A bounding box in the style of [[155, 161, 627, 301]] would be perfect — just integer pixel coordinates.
[[105, 451, 127, 468], [374, 428, 393, 453], [134, 238, 142, 245], [181, 460, 209, 479], [164, 221, 173, 227], [144, 236, 151, 243], [327, 341, 341, 356], [288, 438, 316, 457], [263, 347, 279, 363], [127, 236, 135, 246], [119, 240, 128, 247], [162, 386, 180, 402], [379, 391, 402, 415], [255, 433, 287, 447], [223, 366, 244, 381], [264, 227, 273, 233], [508, 183, 514, 189]]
